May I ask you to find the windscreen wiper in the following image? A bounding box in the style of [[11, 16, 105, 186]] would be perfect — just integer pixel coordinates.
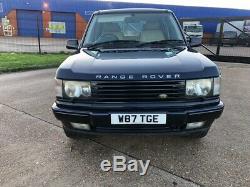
[[137, 40, 186, 48], [85, 40, 140, 51]]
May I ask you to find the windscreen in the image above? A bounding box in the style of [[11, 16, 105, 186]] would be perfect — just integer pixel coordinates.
[[83, 12, 184, 46]]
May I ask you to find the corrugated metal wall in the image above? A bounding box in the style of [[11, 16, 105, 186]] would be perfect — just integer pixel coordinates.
[[17, 10, 43, 37]]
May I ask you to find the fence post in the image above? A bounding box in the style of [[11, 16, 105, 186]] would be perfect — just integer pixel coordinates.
[[37, 16, 41, 54], [216, 20, 224, 56]]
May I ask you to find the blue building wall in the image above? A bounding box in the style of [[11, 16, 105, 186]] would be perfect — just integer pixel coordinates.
[[1, 0, 250, 33], [51, 12, 76, 38]]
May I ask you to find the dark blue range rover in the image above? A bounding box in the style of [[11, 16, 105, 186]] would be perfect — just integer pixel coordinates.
[[52, 8, 224, 138]]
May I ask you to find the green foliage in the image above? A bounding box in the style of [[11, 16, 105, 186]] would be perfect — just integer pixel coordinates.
[[0, 53, 69, 73]]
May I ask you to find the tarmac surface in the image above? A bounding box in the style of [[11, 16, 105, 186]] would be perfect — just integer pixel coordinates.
[[0, 62, 250, 186]]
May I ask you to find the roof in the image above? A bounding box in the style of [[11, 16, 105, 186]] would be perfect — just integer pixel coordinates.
[[94, 8, 172, 15]]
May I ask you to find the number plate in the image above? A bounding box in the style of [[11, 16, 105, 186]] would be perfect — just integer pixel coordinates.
[[111, 114, 166, 125]]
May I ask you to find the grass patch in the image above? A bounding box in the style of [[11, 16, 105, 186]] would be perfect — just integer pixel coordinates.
[[0, 53, 69, 73]]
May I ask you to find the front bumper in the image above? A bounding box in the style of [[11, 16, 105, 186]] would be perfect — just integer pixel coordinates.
[[52, 99, 224, 135]]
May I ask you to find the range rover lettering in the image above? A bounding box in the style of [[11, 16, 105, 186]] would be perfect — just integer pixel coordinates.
[[52, 9, 224, 138]]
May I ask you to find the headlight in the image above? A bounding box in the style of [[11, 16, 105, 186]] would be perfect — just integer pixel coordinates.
[[186, 78, 213, 97], [63, 81, 91, 98]]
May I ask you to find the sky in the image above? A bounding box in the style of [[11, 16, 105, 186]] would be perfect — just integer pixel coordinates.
[[101, 0, 250, 10]]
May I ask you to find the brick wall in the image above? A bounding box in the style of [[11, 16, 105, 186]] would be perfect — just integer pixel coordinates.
[[1, 10, 88, 38], [0, 10, 18, 36], [42, 11, 52, 38], [0, 22, 3, 36], [203, 33, 213, 44], [76, 13, 88, 39], [7, 10, 18, 36]]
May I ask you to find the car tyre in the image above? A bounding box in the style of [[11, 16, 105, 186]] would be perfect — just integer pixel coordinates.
[[63, 126, 80, 139], [63, 126, 97, 139], [188, 130, 209, 138]]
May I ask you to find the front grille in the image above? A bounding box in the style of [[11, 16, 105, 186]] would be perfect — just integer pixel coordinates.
[[91, 80, 186, 102]]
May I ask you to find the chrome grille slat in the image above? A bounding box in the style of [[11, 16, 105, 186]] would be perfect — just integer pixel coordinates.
[[94, 88, 185, 93], [91, 80, 186, 102], [94, 85, 184, 89]]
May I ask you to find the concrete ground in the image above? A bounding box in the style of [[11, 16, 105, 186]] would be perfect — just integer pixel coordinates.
[[0, 62, 250, 186]]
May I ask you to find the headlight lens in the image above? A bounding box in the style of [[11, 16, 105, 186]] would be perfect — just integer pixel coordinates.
[[63, 81, 91, 98], [186, 78, 213, 96]]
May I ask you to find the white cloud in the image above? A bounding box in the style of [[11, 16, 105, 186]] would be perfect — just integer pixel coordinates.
[[100, 0, 250, 10]]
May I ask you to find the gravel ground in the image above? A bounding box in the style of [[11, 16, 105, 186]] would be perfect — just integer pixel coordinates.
[[0, 62, 250, 186]]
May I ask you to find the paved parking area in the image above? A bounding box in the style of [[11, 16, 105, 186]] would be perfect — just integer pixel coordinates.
[[0, 62, 250, 186]]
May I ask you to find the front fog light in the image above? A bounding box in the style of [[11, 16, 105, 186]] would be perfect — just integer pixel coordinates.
[[64, 81, 91, 98], [186, 122, 205, 129], [71, 123, 90, 130]]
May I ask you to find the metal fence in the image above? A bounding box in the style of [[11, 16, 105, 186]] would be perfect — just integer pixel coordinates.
[[0, 16, 82, 53], [0, 36, 71, 53], [180, 16, 250, 63], [1, 16, 250, 63]]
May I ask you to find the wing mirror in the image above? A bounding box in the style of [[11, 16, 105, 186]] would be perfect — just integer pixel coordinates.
[[66, 39, 79, 50]]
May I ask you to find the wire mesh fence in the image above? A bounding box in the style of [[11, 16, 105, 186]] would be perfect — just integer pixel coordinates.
[[0, 33, 73, 53], [0, 16, 83, 53], [1, 16, 250, 63], [180, 16, 250, 62], [0, 36, 72, 53]]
